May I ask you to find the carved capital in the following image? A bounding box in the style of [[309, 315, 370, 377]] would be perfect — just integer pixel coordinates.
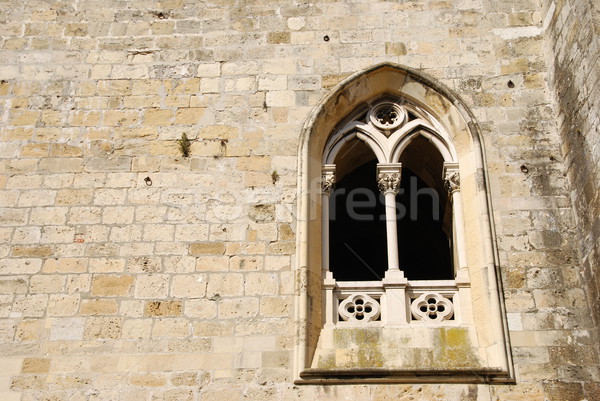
[[321, 165, 336, 195], [377, 163, 402, 195], [444, 171, 460, 194], [377, 172, 401, 195], [443, 163, 460, 194]]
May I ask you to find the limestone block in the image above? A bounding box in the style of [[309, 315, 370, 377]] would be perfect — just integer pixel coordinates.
[[0, 208, 30, 226], [9, 110, 40, 126], [206, 273, 244, 297], [66, 275, 92, 294], [134, 274, 169, 298], [80, 299, 119, 315], [237, 156, 271, 172], [259, 296, 291, 317], [113, 297, 142, 317], [144, 301, 183, 317], [84, 316, 123, 339], [171, 275, 207, 298], [197, 63, 221, 77], [109, 225, 142, 242], [47, 294, 80, 316], [258, 75, 287, 91], [266, 241, 295, 254], [152, 318, 190, 339], [129, 373, 167, 387], [225, 241, 267, 255], [49, 317, 85, 341], [264, 255, 290, 271], [174, 225, 209, 242], [11, 294, 48, 317], [0, 277, 28, 295], [93, 189, 126, 205], [218, 297, 258, 319], [102, 206, 135, 224], [190, 243, 225, 255], [229, 256, 263, 271], [195, 256, 229, 272], [244, 273, 278, 296], [265, 91, 295, 107], [90, 275, 134, 297], [262, 350, 289, 368], [175, 108, 205, 124], [15, 319, 41, 342], [122, 319, 153, 339], [0, 259, 42, 275], [21, 358, 50, 373], [11, 245, 53, 258], [39, 226, 76, 244], [154, 388, 195, 401], [68, 206, 102, 225], [56, 188, 94, 205], [17, 189, 56, 207], [164, 256, 196, 273], [184, 299, 217, 319], [43, 258, 88, 273], [29, 275, 65, 293]]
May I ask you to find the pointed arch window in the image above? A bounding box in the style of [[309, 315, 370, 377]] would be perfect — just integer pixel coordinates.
[[320, 99, 469, 327], [294, 64, 513, 384]]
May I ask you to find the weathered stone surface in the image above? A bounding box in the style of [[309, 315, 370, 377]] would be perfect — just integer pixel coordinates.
[[0, 0, 598, 400]]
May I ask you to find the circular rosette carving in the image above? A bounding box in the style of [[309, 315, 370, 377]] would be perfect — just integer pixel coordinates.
[[368, 102, 406, 132], [411, 293, 454, 322], [338, 293, 381, 323]]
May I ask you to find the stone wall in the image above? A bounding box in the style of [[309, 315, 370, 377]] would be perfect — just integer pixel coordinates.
[[546, 0, 600, 331], [0, 0, 598, 400]]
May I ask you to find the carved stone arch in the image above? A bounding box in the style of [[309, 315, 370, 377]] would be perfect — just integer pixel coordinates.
[[389, 123, 456, 164], [294, 63, 514, 383], [322, 122, 388, 164]]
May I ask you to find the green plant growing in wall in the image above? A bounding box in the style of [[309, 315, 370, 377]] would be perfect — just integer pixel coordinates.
[[177, 133, 191, 158]]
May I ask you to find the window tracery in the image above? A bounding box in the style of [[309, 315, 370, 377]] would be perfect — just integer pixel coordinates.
[[320, 99, 463, 327], [295, 64, 513, 384]]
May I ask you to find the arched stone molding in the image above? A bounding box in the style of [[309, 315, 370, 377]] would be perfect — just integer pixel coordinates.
[[294, 63, 514, 383]]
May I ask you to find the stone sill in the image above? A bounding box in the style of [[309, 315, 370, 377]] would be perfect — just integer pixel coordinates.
[[296, 367, 515, 385]]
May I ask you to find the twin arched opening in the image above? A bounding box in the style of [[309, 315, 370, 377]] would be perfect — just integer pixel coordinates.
[[294, 63, 513, 383], [323, 99, 456, 281]]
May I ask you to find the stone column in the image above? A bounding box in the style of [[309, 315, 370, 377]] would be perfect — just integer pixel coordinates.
[[443, 163, 468, 280], [377, 163, 408, 324], [321, 164, 336, 327], [376, 163, 402, 274], [321, 164, 336, 274], [443, 163, 471, 324]]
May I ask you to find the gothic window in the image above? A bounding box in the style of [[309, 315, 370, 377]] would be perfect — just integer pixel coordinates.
[[294, 64, 513, 383], [319, 98, 467, 329], [326, 112, 454, 283]]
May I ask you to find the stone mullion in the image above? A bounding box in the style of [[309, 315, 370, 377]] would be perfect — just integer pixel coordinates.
[[376, 163, 402, 273], [443, 163, 468, 280]]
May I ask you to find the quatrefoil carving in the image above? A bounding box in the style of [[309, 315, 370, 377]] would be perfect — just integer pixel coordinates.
[[368, 102, 406, 131], [411, 292, 454, 322], [338, 293, 381, 323]]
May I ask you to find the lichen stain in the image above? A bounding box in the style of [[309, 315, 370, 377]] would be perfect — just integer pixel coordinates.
[[314, 328, 386, 368], [317, 353, 336, 369], [435, 327, 480, 368], [315, 327, 481, 370], [424, 87, 451, 115]]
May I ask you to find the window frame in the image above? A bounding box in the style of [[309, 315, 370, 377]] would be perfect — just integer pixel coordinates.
[[293, 63, 514, 384]]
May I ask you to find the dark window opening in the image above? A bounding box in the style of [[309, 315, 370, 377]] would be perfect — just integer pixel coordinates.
[[397, 168, 453, 280], [330, 159, 387, 281], [328, 135, 453, 282]]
